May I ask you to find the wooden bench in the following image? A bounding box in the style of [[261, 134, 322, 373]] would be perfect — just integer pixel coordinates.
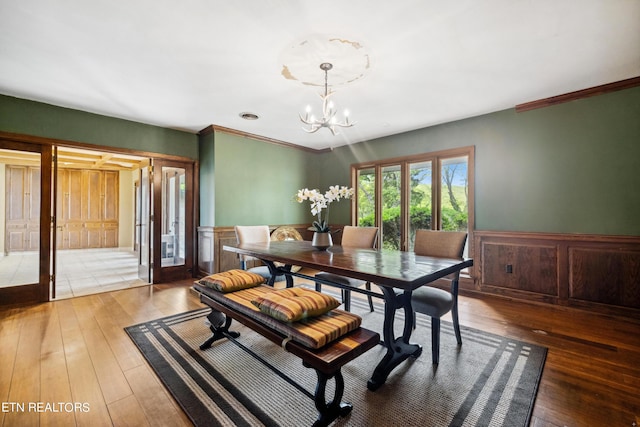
[[193, 283, 380, 427]]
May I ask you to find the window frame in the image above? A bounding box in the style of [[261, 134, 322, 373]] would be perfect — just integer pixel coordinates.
[[350, 145, 475, 253]]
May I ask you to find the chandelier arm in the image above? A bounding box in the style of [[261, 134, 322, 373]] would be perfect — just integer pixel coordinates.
[[299, 113, 315, 125], [338, 122, 355, 128], [299, 62, 354, 134]]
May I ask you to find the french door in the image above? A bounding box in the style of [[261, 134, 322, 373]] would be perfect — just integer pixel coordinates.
[[136, 158, 195, 284], [1, 137, 195, 305], [151, 159, 194, 283], [0, 140, 52, 304]]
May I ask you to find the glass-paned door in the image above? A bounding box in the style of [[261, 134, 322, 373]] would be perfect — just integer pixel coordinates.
[[152, 159, 193, 283], [440, 155, 469, 258], [408, 161, 432, 252], [356, 167, 376, 227], [381, 164, 402, 250], [440, 156, 469, 232], [0, 141, 51, 304], [161, 166, 185, 267]]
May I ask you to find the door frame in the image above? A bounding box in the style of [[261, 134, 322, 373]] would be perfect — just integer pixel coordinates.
[[0, 138, 52, 304], [137, 160, 153, 283]]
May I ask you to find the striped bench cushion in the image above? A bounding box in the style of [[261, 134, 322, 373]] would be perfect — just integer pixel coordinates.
[[251, 287, 340, 322], [198, 284, 362, 349], [198, 269, 265, 293]]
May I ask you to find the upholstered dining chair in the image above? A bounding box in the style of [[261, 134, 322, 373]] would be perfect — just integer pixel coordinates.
[[234, 225, 277, 283], [314, 226, 379, 312], [411, 229, 468, 365], [270, 226, 303, 276]]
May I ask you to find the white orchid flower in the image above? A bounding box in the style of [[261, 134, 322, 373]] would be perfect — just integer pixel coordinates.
[[295, 185, 354, 232]]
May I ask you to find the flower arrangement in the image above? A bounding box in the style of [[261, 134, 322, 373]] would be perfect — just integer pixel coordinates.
[[295, 185, 355, 232]]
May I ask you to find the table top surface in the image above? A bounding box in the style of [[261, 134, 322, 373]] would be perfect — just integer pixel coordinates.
[[224, 240, 473, 291]]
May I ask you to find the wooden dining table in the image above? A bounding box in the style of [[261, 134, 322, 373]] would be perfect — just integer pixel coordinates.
[[223, 240, 474, 391]]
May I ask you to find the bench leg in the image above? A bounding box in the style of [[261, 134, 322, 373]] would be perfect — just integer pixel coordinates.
[[199, 310, 241, 350], [305, 363, 352, 427]]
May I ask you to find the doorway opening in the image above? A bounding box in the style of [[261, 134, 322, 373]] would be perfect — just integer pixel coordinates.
[[52, 147, 149, 298], [1, 142, 196, 303]]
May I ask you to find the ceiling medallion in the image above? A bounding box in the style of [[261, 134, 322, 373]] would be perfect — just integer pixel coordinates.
[[280, 34, 370, 86], [299, 62, 354, 135]]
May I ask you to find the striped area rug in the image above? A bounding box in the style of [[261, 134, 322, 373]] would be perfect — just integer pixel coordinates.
[[125, 299, 546, 426]]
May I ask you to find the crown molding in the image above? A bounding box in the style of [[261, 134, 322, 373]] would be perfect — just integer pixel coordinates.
[[198, 125, 331, 154], [515, 76, 640, 112]]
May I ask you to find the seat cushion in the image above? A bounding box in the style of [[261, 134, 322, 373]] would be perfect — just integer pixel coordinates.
[[198, 269, 265, 293], [196, 284, 361, 349], [315, 272, 365, 288], [411, 286, 454, 318], [251, 287, 340, 322]]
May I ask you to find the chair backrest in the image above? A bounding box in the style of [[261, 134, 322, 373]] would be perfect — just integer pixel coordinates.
[[270, 226, 303, 242], [413, 229, 467, 259], [341, 226, 379, 249], [234, 225, 270, 264], [235, 225, 271, 244]]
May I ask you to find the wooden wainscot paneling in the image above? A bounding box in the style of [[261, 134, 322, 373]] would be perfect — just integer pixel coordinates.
[[569, 247, 640, 309], [197, 226, 215, 276], [196, 226, 237, 276], [197, 224, 317, 276], [473, 231, 640, 319], [215, 227, 243, 274], [477, 237, 560, 304]]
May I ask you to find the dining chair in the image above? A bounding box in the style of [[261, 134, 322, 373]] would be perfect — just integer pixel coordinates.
[[270, 225, 303, 276], [314, 225, 379, 312], [234, 225, 279, 284], [411, 229, 468, 365]]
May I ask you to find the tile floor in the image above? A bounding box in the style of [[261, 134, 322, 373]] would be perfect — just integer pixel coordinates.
[[0, 248, 148, 299]]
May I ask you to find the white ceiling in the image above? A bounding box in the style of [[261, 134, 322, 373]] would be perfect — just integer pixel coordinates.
[[1, 0, 638, 150]]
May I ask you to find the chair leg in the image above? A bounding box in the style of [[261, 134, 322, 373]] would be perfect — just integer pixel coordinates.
[[315, 282, 322, 292], [452, 302, 462, 345], [343, 289, 351, 312], [431, 317, 441, 365], [364, 282, 374, 312]]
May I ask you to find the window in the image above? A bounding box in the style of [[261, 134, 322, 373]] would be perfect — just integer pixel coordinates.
[[352, 146, 474, 252]]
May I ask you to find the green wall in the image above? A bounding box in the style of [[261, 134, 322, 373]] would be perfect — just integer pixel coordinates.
[[198, 131, 216, 225], [203, 131, 319, 227], [319, 86, 640, 235], [0, 95, 198, 159], [3, 86, 639, 236]]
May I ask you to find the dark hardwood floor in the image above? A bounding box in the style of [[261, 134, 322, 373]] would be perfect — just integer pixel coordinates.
[[1, 277, 638, 426]]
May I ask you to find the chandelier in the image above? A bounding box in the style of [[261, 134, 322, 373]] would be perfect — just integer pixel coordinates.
[[299, 63, 355, 135]]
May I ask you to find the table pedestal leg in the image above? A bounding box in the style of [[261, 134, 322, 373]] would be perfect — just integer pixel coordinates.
[[199, 310, 240, 350], [264, 261, 295, 288], [367, 288, 422, 391]]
